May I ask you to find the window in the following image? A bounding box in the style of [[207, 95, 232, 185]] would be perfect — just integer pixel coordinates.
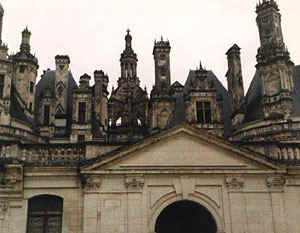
[[78, 102, 86, 123], [0, 74, 4, 98], [196, 101, 211, 124], [44, 105, 50, 125], [27, 195, 63, 233], [30, 81, 34, 93], [78, 135, 85, 142], [19, 65, 27, 73]]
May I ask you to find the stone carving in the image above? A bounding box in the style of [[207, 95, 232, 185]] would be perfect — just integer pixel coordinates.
[[266, 176, 286, 189], [0, 201, 8, 213], [0, 201, 8, 220], [124, 175, 144, 190], [225, 176, 244, 189], [0, 168, 20, 187], [84, 176, 102, 191]]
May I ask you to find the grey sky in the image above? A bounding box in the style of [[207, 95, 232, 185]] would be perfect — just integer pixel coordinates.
[[1, 0, 300, 92]]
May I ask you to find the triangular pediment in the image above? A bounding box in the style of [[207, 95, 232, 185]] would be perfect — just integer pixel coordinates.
[[82, 124, 281, 172]]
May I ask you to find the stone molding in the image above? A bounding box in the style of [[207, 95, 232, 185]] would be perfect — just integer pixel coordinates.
[[84, 176, 102, 191], [266, 176, 286, 189], [225, 176, 244, 190], [0, 165, 23, 195], [124, 175, 145, 190], [0, 200, 8, 219]]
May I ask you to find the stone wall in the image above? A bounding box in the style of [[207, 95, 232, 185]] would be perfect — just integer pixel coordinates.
[[80, 173, 300, 233]]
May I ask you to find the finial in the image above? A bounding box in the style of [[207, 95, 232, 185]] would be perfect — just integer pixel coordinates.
[[199, 61, 203, 70], [127, 28, 130, 35], [161, 35, 163, 41]]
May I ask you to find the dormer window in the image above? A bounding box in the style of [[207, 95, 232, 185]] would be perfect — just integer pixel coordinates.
[[0, 74, 4, 98], [78, 102, 86, 123], [19, 65, 27, 73], [29, 81, 34, 93], [44, 105, 50, 125], [196, 101, 211, 124], [78, 135, 85, 142]]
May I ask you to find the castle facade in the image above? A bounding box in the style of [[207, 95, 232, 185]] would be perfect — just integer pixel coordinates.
[[0, 1, 300, 233]]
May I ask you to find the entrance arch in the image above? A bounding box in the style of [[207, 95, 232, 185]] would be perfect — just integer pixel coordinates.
[[155, 200, 217, 233]]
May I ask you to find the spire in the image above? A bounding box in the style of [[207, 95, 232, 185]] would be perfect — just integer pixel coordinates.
[[125, 28, 132, 49], [199, 61, 203, 70]]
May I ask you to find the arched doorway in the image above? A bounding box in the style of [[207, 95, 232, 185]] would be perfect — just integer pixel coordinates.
[[155, 200, 217, 233]]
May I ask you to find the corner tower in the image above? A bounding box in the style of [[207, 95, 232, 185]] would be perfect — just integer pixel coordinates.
[[256, 0, 294, 118]]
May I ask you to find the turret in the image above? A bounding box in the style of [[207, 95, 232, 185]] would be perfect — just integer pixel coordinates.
[[226, 44, 245, 126], [79, 73, 91, 89], [120, 29, 138, 80], [108, 31, 148, 142], [0, 4, 12, 126], [12, 27, 38, 119], [149, 37, 174, 131], [255, 0, 294, 118], [20, 27, 31, 53], [94, 70, 109, 132], [0, 3, 4, 44], [153, 37, 171, 89]]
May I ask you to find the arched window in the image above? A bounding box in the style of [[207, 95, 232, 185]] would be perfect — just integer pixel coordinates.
[[27, 195, 63, 233]]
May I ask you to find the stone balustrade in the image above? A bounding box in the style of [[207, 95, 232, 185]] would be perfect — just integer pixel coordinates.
[[0, 125, 45, 143], [0, 143, 86, 166]]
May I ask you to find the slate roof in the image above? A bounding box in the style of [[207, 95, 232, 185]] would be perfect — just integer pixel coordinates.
[[10, 84, 32, 125], [244, 65, 300, 123], [171, 81, 184, 88], [34, 70, 78, 134]]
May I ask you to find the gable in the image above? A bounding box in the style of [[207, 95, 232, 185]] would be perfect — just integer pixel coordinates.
[[83, 126, 280, 171], [107, 133, 263, 170]]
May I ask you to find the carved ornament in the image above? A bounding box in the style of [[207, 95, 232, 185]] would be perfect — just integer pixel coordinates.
[[266, 176, 285, 189], [225, 176, 244, 190], [84, 176, 102, 191], [124, 175, 144, 190]]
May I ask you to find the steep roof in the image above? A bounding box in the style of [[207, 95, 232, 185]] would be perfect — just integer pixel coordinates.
[[183, 70, 233, 136], [10, 84, 32, 125], [244, 65, 300, 122], [34, 70, 78, 134]]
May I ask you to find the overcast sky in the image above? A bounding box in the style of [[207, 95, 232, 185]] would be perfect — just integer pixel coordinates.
[[1, 0, 300, 93]]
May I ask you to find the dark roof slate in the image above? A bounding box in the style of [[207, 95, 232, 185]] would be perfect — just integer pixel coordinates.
[[10, 84, 33, 125], [34, 70, 78, 134]]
